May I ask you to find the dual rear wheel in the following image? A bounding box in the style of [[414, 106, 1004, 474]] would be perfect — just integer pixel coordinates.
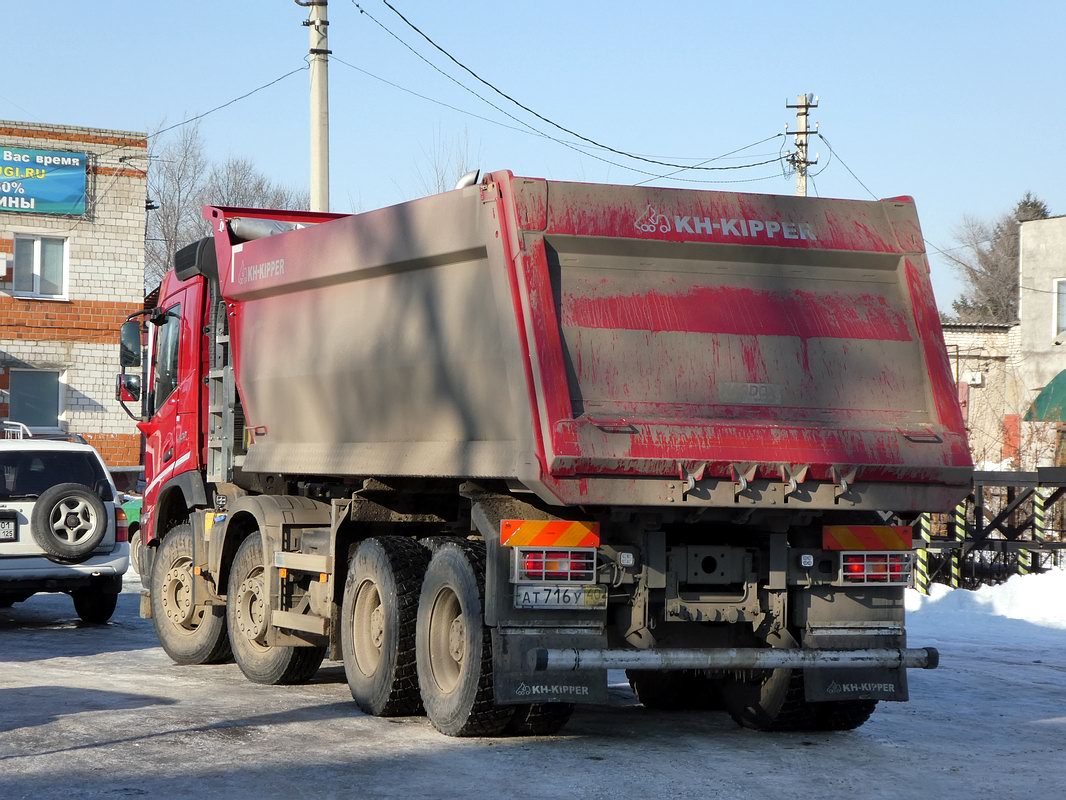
[[343, 537, 571, 736]]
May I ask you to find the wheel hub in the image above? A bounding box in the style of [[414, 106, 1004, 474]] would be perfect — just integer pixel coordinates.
[[236, 577, 268, 641], [369, 605, 384, 649], [448, 617, 465, 663], [162, 566, 196, 627]]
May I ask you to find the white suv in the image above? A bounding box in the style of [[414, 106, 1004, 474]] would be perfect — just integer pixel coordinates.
[[0, 439, 129, 623]]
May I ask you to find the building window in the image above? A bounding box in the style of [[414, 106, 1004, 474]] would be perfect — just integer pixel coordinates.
[[8, 369, 62, 430], [13, 235, 67, 298], [1056, 279, 1066, 336]]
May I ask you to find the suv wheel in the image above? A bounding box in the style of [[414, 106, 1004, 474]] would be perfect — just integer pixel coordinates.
[[30, 483, 109, 563], [72, 587, 118, 624]]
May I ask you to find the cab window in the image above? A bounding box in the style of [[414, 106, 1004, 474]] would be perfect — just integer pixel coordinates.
[[150, 304, 181, 415]]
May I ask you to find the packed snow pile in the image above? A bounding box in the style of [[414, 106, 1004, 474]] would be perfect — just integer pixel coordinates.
[[906, 568, 1066, 630]]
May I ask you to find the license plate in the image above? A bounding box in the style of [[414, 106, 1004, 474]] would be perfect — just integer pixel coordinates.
[[513, 583, 607, 610], [0, 519, 16, 542]]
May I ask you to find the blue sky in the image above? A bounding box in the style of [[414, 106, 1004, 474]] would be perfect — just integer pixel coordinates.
[[6, 1, 1065, 307]]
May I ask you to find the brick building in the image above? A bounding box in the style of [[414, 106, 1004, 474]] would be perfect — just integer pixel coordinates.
[[0, 120, 146, 466]]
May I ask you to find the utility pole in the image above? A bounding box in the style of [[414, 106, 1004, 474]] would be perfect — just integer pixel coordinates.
[[785, 93, 819, 197], [297, 0, 330, 212]]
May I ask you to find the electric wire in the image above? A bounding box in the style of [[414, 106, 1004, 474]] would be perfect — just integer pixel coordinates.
[[818, 134, 877, 200], [333, 51, 786, 185], [365, 1, 786, 173]]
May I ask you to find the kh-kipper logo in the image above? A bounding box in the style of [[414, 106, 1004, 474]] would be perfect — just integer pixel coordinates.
[[825, 680, 897, 695], [634, 204, 671, 234], [514, 682, 590, 697], [633, 205, 818, 241]]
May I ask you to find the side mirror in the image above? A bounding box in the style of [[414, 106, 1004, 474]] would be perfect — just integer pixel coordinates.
[[120, 320, 142, 367], [116, 373, 141, 402]]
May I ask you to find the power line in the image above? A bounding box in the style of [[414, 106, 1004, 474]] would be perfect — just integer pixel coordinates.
[[150, 65, 309, 140], [818, 134, 878, 200], [370, 1, 783, 174], [333, 51, 786, 185], [632, 134, 786, 186]]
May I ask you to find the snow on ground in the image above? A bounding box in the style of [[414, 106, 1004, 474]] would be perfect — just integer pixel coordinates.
[[906, 569, 1066, 630], [2, 571, 1065, 799]]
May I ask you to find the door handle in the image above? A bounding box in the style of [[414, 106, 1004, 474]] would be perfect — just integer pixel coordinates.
[[163, 448, 174, 463]]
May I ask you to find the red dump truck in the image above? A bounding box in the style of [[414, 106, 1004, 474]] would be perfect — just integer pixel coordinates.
[[117, 171, 971, 736]]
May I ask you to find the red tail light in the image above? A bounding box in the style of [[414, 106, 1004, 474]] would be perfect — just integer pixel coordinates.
[[841, 552, 912, 584], [514, 548, 597, 583], [523, 550, 575, 580], [115, 507, 129, 543]]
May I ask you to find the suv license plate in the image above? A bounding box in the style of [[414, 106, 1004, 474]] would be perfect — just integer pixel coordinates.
[[514, 584, 607, 610], [0, 519, 17, 542]]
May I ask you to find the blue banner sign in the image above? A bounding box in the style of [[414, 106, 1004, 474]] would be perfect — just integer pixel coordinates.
[[0, 147, 88, 216]]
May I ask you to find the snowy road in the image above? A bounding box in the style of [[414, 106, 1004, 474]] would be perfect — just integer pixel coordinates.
[[1, 574, 1064, 800]]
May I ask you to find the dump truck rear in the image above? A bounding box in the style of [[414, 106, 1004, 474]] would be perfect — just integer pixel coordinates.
[[120, 170, 970, 735]]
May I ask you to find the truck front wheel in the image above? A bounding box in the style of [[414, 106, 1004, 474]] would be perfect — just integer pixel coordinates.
[[415, 540, 513, 737], [341, 536, 429, 716], [227, 533, 326, 685], [150, 524, 232, 665]]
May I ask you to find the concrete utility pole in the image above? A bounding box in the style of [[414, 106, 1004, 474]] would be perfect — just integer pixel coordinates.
[[785, 94, 819, 197], [297, 0, 330, 212]]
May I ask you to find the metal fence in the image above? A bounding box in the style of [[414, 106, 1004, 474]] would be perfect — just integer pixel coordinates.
[[912, 469, 1066, 593]]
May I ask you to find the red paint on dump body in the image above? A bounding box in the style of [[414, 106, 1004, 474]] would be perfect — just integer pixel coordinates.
[[561, 286, 912, 342], [904, 258, 966, 432]]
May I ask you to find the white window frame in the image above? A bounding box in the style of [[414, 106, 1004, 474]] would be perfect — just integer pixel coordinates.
[[1053, 278, 1066, 338], [11, 233, 69, 300], [6, 368, 66, 432]]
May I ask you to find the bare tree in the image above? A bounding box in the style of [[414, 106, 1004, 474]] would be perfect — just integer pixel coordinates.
[[144, 125, 309, 288], [949, 193, 1050, 323], [415, 127, 478, 196], [204, 157, 309, 213], [145, 125, 209, 287]]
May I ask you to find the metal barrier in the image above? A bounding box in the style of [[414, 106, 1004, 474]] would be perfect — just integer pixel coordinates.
[[913, 469, 1066, 590]]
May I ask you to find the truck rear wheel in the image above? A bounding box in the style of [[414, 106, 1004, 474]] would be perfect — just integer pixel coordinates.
[[150, 524, 232, 665], [627, 669, 724, 711], [416, 540, 513, 737], [227, 534, 325, 685], [719, 668, 877, 732], [341, 536, 429, 716]]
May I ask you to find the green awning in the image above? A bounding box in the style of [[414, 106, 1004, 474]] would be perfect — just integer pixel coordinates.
[[1025, 369, 1066, 421]]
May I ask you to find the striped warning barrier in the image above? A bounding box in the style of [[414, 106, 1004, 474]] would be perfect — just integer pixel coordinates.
[[500, 520, 600, 548], [914, 514, 932, 595], [951, 501, 966, 589]]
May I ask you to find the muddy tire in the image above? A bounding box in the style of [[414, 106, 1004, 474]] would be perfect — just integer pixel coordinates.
[[129, 528, 143, 575], [150, 524, 232, 665], [507, 703, 574, 736], [416, 540, 513, 737], [627, 669, 723, 711], [227, 534, 325, 685], [342, 536, 429, 716], [72, 587, 118, 624], [720, 668, 877, 732], [30, 483, 108, 564]]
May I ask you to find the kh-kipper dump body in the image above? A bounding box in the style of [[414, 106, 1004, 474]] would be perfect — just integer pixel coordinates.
[[121, 170, 970, 735]]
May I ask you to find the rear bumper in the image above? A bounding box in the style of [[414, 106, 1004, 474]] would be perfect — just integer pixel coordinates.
[[0, 543, 129, 590]]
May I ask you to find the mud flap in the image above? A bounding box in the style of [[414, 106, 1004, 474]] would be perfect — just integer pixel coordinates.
[[492, 630, 608, 705], [802, 631, 908, 702]]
